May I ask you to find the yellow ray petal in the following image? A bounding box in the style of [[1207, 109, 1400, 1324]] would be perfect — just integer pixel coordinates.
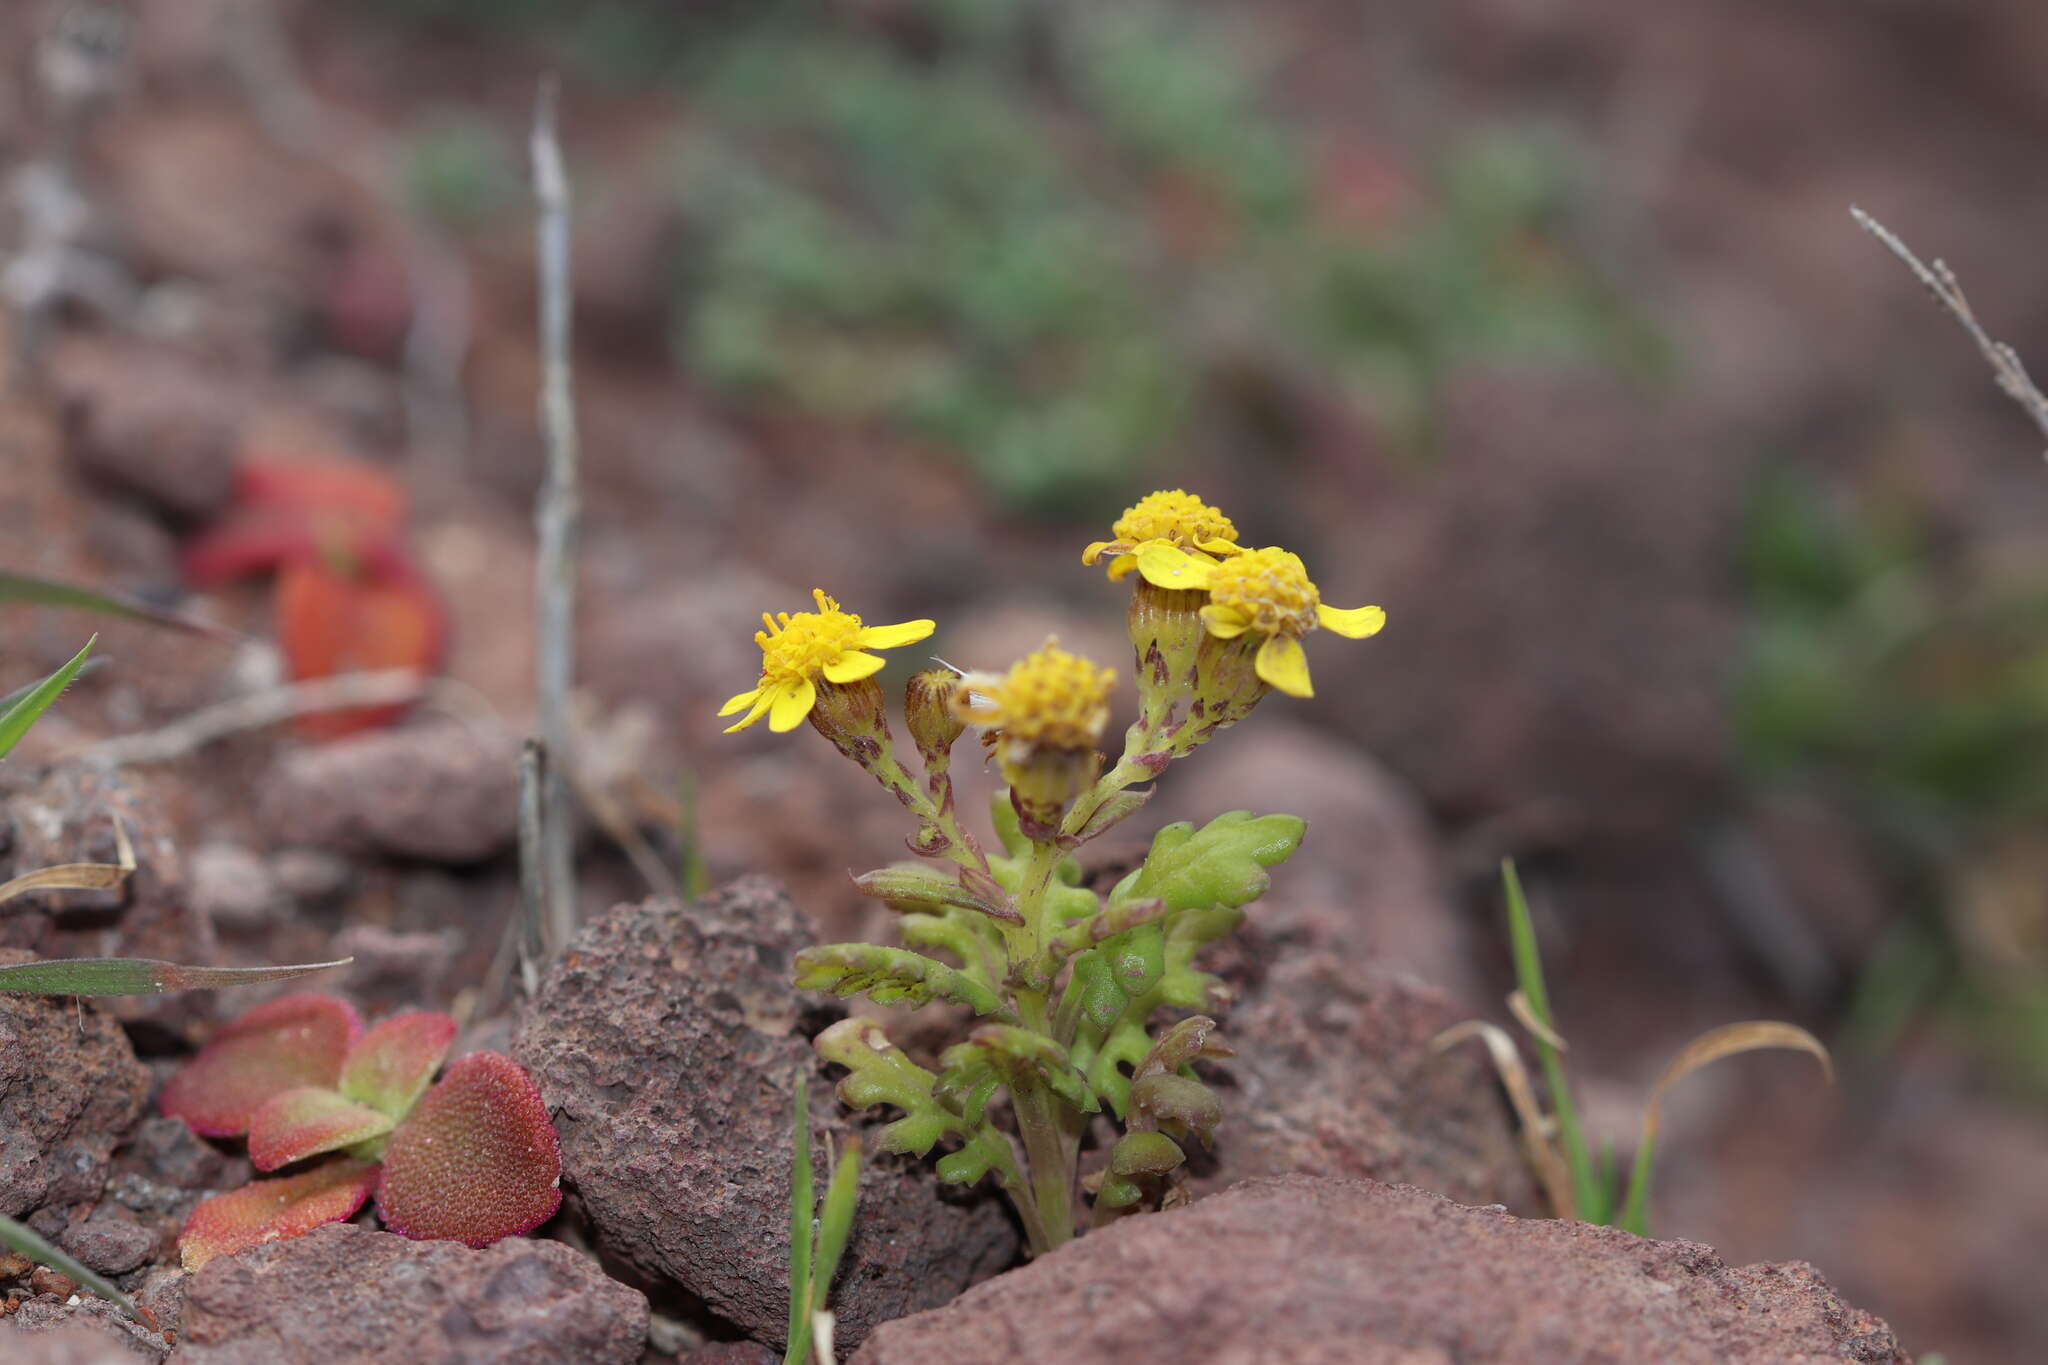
[[1082, 540, 1119, 566], [767, 676, 819, 732], [1106, 553, 1140, 581], [1194, 537, 1243, 557], [722, 691, 775, 733], [1316, 603, 1387, 639], [1199, 602, 1252, 639], [718, 685, 765, 717], [823, 650, 887, 683], [1255, 634, 1314, 698], [857, 619, 936, 650], [1135, 542, 1215, 591]]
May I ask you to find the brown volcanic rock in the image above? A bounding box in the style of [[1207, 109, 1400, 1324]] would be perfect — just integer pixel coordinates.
[[258, 721, 519, 864], [1195, 959, 1539, 1211], [0, 957, 150, 1219], [513, 880, 1018, 1351], [851, 1175, 1908, 1365], [174, 1224, 646, 1364]]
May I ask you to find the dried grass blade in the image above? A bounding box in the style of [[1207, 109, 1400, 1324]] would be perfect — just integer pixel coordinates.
[[1434, 1019, 1576, 1219]]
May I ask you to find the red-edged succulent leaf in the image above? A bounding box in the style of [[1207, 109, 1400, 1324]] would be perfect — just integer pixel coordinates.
[[246, 1086, 395, 1171], [375, 1052, 561, 1247], [275, 556, 446, 740], [182, 457, 409, 587], [178, 1158, 380, 1272], [160, 994, 361, 1137], [340, 1010, 457, 1120]]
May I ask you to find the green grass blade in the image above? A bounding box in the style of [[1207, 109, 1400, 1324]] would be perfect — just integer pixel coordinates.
[[0, 638, 94, 761], [0, 1211, 141, 1320], [0, 570, 231, 638], [785, 1071, 816, 1365], [1619, 1133, 1658, 1236], [0, 956, 352, 995], [1502, 859, 1601, 1221], [810, 1133, 862, 1318], [0, 656, 106, 714]]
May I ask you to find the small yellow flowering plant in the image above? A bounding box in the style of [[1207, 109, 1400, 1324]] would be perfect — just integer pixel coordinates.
[[723, 490, 1383, 1254]]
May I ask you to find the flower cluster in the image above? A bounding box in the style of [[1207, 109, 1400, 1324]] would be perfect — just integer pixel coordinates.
[[720, 490, 1383, 1253]]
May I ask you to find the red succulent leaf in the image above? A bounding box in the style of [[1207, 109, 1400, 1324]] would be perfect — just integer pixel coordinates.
[[375, 1052, 561, 1247], [340, 1010, 458, 1120], [178, 1158, 380, 1272], [246, 1086, 395, 1172], [275, 556, 446, 740], [160, 994, 361, 1138], [182, 457, 409, 588]]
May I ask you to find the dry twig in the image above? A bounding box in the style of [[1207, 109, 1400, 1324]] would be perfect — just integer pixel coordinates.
[[62, 670, 429, 766], [531, 77, 582, 958], [1851, 206, 2048, 451]]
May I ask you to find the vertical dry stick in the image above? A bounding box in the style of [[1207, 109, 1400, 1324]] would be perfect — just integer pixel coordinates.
[[516, 739, 549, 998], [532, 77, 581, 957], [1850, 206, 2048, 451]]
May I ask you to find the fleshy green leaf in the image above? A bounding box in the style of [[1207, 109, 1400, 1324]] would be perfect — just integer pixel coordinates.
[[247, 1086, 395, 1171], [375, 1052, 562, 1246], [852, 863, 1020, 924], [0, 1212, 142, 1320], [340, 1010, 458, 1120], [795, 943, 1013, 1019], [1108, 810, 1305, 913], [160, 995, 362, 1137], [179, 1158, 379, 1271], [0, 637, 94, 761], [0, 955, 352, 995]]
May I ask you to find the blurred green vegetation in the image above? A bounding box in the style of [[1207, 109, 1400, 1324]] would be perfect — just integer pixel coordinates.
[[370, 0, 1653, 513], [1736, 466, 2048, 1092]]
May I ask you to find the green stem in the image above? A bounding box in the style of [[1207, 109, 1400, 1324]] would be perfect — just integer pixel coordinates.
[[1502, 859, 1602, 1222], [1011, 1079, 1075, 1252]]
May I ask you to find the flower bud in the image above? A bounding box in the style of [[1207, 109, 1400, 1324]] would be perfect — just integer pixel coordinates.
[[904, 668, 966, 761]]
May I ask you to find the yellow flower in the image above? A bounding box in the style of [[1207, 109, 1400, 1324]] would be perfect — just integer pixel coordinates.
[[1133, 543, 1383, 699], [952, 640, 1116, 751], [719, 589, 934, 733], [1082, 489, 1243, 581]]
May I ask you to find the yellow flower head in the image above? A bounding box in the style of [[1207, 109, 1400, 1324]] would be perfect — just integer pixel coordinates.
[[953, 640, 1116, 751], [1133, 543, 1384, 699], [1082, 489, 1243, 581], [719, 589, 934, 733]]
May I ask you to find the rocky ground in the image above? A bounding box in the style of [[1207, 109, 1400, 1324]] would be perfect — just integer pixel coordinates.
[[4, 0, 2046, 1360]]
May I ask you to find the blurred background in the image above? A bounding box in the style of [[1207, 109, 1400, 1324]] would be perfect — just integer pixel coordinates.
[[5, 1, 2048, 1359]]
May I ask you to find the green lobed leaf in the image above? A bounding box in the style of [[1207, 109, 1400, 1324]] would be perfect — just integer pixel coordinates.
[[937, 1024, 1098, 1117], [898, 909, 1006, 991], [0, 1211, 142, 1321], [1108, 810, 1305, 914], [795, 942, 1012, 1019], [0, 956, 353, 996], [812, 1017, 959, 1158], [853, 862, 1021, 924], [0, 637, 94, 761]]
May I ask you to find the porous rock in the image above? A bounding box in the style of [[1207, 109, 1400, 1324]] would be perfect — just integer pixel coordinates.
[[2, 1299, 166, 1362], [0, 958, 151, 1219], [1195, 958, 1539, 1210], [258, 721, 518, 864], [851, 1176, 1909, 1365], [173, 1223, 647, 1364], [514, 880, 1019, 1351], [57, 1216, 157, 1276], [62, 349, 240, 524]]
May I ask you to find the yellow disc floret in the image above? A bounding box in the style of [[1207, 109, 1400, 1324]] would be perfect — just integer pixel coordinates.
[[1201, 547, 1321, 639], [719, 589, 935, 734], [1082, 489, 1243, 580], [954, 640, 1116, 751], [1130, 541, 1386, 700]]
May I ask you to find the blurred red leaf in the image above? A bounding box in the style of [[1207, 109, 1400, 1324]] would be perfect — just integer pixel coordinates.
[[160, 994, 361, 1138], [274, 557, 446, 740], [182, 457, 408, 588], [376, 1052, 562, 1247], [178, 1158, 380, 1272], [246, 1086, 394, 1172], [339, 1010, 458, 1121]]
